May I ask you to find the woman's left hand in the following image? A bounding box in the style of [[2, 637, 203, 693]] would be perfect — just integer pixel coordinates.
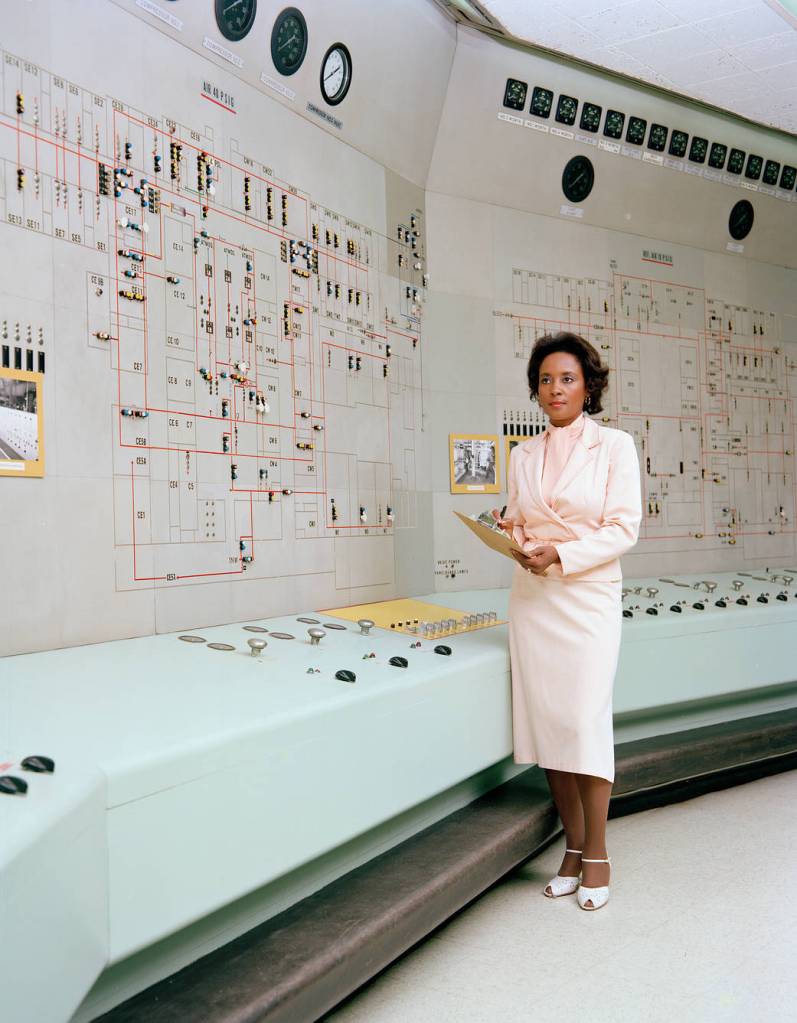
[[511, 544, 561, 575]]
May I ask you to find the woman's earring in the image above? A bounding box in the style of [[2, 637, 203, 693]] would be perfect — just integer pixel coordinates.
[[584, 395, 591, 410]]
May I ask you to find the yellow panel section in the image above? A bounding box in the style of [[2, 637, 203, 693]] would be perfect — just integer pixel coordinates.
[[320, 597, 504, 635]]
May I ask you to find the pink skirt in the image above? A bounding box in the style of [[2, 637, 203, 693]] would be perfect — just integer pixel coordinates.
[[508, 564, 622, 782]]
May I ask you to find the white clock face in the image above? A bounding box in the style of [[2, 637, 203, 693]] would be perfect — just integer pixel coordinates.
[[321, 45, 351, 105]]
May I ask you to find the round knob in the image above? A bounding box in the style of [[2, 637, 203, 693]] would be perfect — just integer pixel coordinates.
[[358, 618, 375, 635], [308, 628, 326, 645], [247, 638, 267, 657]]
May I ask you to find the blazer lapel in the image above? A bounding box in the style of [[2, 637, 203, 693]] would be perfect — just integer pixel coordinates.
[[550, 415, 601, 502]]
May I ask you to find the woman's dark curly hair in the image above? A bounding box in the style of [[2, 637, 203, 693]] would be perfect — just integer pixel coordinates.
[[526, 331, 609, 415]]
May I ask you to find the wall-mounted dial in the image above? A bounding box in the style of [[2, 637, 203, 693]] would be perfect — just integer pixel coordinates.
[[780, 165, 796, 190], [708, 143, 727, 169], [503, 78, 527, 111], [562, 155, 594, 204], [530, 86, 553, 119], [271, 7, 308, 76], [580, 102, 601, 133], [669, 130, 688, 158], [647, 123, 667, 152], [626, 116, 646, 146], [320, 44, 352, 105], [728, 148, 745, 175], [555, 94, 578, 126], [763, 160, 780, 186], [215, 0, 257, 42], [603, 109, 624, 139], [729, 199, 754, 241]]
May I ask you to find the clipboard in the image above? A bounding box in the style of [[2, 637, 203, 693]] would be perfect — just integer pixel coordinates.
[[453, 510, 527, 562]]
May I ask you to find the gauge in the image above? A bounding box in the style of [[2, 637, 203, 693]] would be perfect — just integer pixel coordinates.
[[270, 6, 308, 76], [745, 154, 763, 180], [579, 102, 601, 133], [729, 199, 754, 241], [555, 94, 578, 126], [728, 148, 745, 174], [668, 130, 688, 158], [320, 43, 352, 105], [763, 159, 780, 185], [503, 78, 527, 111], [603, 109, 624, 139], [625, 116, 646, 146], [780, 165, 796, 190], [562, 155, 594, 204], [215, 0, 257, 42], [530, 86, 553, 118], [688, 136, 707, 163], [647, 123, 667, 152], [708, 142, 727, 169]]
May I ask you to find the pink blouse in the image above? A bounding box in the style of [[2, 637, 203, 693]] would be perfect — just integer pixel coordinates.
[[518, 412, 586, 552]]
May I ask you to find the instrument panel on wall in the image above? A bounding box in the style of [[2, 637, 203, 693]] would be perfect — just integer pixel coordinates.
[[320, 43, 353, 105], [271, 6, 308, 76], [214, 0, 258, 42]]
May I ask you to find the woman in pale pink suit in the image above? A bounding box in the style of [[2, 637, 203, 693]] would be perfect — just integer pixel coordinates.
[[493, 332, 641, 911]]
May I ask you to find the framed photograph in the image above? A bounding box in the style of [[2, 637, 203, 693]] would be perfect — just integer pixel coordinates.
[[505, 435, 521, 489], [449, 433, 499, 494], [0, 368, 44, 478]]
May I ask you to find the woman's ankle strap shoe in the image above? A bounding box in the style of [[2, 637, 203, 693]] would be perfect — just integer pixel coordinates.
[[577, 856, 611, 911], [542, 849, 583, 898]]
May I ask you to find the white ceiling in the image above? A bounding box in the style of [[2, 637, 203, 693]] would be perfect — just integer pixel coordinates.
[[478, 0, 797, 135]]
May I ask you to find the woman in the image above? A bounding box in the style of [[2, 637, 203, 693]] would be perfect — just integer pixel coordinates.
[[492, 331, 641, 911]]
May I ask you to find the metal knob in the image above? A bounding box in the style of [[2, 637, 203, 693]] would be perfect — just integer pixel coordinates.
[[646, 587, 658, 598], [247, 638, 267, 657], [308, 628, 326, 645], [358, 618, 375, 635]]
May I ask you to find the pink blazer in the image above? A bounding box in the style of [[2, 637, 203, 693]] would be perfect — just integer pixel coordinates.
[[506, 415, 642, 582]]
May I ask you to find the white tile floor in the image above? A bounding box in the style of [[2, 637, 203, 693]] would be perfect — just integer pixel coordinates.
[[324, 769, 796, 1022]]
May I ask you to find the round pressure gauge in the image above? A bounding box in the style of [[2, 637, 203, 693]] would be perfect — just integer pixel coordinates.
[[562, 155, 594, 204], [214, 0, 257, 42], [320, 43, 352, 106], [729, 199, 754, 241], [271, 6, 308, 76]]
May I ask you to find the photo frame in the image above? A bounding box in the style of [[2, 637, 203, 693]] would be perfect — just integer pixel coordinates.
[[0, 368, 44, 478], [449, 433, 499, 494], [504, 435, 522, 489]]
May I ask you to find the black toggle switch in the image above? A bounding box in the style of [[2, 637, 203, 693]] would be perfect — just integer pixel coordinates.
[[335, 669, 356, 683], [21, 755, 55, 773], [622, 609, 633, 618], [692, 602, 705, 610], [434, 645, 452, 656], [756, 594, 768, 603], [670, 604, 682, 613], [645, 607, 658, 615], [0, 775, 28, 795], [736, 597, 748, 605], [776, 593, 788, 601], [389, 656, 408, 668], [715, 599, 727, 608]]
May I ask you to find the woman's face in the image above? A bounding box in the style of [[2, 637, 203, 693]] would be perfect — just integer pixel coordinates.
[[537, 351, 587, 427]]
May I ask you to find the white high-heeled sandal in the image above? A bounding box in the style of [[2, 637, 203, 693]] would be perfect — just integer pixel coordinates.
[[577, 856, 611, 910], [542, 848, 582, 898]]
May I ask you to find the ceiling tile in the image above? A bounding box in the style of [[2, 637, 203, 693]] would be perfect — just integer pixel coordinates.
[[619, 23, 716, 63], [690, 5, 792, 46], [575, 1, 681, 45], [655, 0, 757, 19]]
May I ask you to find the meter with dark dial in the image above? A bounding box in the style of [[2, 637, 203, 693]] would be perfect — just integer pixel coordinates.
[[555, 94, 578, 125], [728, 148, 745, 175], [745, 154, 763, 180], [780, 165, 796, 190], [708, 143, 727, 169], [603, 109, 624, 139], [668, 130, 688, 158], [271, 6, 308, 76], [503, 78, 527, 111], [688, 136, 707, 163], [647, 123, 668, 152], [763, 160, 780, 186], [530, 86, 553, 118], [579, 102, 601, 133], [562, 155, 594, 204], [215, 0, 257, 42], [729, 199, 754, 241], [625, 116, 646, 145]]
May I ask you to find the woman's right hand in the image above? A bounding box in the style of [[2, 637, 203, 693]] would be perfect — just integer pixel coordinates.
[[490, 508, 515, 538]]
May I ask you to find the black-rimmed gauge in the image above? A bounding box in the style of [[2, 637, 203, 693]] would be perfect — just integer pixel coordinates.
[[320, 43, 352, 105], [503, 78, 527, 111], [728, 148, 745, 174], [729, 199, 754, 241], [745, 154, 762, 180], [763, 159, 780, 186], [708, 142, 727, 169], [580, 102, 601, 132], [270, 7, 308, 76], [562, 155, 594, 204], [626, 116, 646, 145], [780, 165, 796, 190], [530, 86, 553, 118], [647, 123, 667, 152], [688, 136, 707, 163], [603, 109, 624, 139], [215, 0, 257, 42], [668, 130, 688, 158], [555, 94, 578, 125]]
